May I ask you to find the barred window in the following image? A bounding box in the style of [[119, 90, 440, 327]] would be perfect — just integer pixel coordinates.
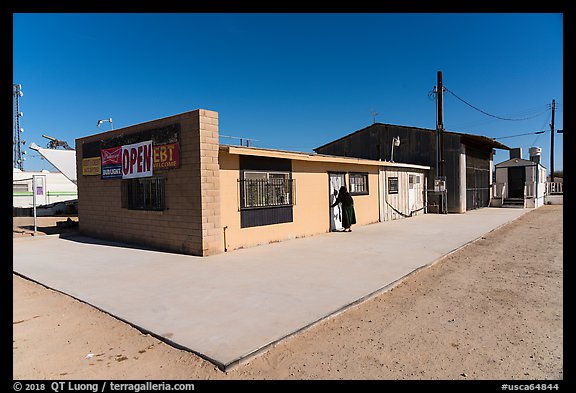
[[349, 173, 369, 195], [122, 177, 166, 211], [241, 171, 294, 209]]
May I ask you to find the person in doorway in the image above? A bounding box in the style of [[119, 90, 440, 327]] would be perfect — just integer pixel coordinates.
[[330, 185, 356, 232]]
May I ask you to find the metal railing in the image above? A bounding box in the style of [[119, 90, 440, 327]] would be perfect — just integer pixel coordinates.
[[524, 182, 536, 198], [239, 178, 295, 209], [546, 182, 563, 195], [494, 181, 544, 199], [492, 182, 506, 205]]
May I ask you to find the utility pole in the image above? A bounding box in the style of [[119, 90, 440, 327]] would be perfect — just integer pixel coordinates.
[[436, 71, 444, 178], [549, 99, 555, 182], [434, 71, 447, 214]]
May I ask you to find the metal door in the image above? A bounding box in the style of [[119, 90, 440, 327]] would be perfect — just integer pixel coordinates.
[[465, 150, 491, 210], [508, 167, 525, 199], [329, 173, 346, 231]]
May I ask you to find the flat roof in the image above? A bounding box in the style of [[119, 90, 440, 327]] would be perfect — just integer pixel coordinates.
[[221, 144, 430, 170]]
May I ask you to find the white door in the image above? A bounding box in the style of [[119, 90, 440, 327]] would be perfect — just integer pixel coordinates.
[[408, 173, 425, 215], [329, 173, 346, 231], [408, 174, 417, 212]]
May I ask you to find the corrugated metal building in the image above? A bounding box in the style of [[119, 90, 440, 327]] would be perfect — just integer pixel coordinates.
[[314, 123, 509, 213]]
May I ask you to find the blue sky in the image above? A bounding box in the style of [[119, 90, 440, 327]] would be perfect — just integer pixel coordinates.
[[13, 13, 563, 173]]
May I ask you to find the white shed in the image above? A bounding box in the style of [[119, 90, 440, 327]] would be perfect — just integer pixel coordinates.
[[379, 164, 429, 221], [492, 147, 547, 208]]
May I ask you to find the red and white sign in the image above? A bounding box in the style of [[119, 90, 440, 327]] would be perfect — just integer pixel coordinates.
[[122, 140, 153, 179], [101, 146, 122, 179], [101, 145, 122, 166]]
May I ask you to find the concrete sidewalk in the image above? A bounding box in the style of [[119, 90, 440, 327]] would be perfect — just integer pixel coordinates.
[[13, 207, 527, 370]]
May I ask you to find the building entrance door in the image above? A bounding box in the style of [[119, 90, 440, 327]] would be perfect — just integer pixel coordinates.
[[508, 166, 525, 199], [329, 172, 346, 231]]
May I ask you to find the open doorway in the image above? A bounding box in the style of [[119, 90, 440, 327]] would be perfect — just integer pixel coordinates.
[[329, 172, 346, 231]]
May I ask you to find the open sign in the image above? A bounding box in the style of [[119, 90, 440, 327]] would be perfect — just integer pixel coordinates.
[[122, 140, 153, 179]]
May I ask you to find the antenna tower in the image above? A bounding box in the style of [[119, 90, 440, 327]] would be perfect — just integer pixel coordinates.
[[13, 83, 25, 170]]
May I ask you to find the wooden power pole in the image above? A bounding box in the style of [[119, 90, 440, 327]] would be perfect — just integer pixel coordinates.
[[436, 71, 444, 178], [550, 99, 555, 182], [435, 71, 447, 214]]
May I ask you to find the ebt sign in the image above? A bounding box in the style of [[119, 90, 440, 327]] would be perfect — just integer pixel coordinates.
[[122, 140, 153, 179]]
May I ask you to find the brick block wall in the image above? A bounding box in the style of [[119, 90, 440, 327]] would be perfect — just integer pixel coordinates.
[[198, 109, 223, 255], [75, 109, 223, 256]]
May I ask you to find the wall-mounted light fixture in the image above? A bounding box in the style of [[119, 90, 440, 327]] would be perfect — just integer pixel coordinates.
[[97, 118, 113, 130], [390, 136, 400, 162]]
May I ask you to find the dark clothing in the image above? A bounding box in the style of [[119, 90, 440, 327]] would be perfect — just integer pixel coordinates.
[[341, 203, 356, 229], [331, 186, 357, 229]]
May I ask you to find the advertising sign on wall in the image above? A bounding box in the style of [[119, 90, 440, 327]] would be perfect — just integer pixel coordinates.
[[153, 142, 180, 170], [101, 146, 122, 179], [121, 140, 153, 179], [82, 157, 101, 176]]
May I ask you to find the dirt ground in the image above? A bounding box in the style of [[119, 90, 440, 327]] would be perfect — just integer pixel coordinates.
[[13, 216, 79, 237], [13, 206, 563, 380]]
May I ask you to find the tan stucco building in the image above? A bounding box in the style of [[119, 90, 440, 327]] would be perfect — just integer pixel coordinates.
[[76, 109, 429, 256]]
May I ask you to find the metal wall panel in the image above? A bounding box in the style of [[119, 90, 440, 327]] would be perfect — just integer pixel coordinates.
[[465, 145, 491, 210], [317, 124, 494, 213], [240, 206, 293, 228], [379, 168, 426, 222]]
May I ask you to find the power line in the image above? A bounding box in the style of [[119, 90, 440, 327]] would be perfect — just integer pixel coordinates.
[[530, 110, 553, 146], [450, 104, 557, 130], [443, 86, 550, 121], [494, 129, 549, 140]]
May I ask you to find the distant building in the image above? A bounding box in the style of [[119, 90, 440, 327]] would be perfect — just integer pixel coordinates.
[[13, 168, 78, 215], [492, 147, 547, 208], [314, 123, 509, 213]]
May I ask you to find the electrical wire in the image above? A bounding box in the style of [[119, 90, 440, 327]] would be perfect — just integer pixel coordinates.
[[530, 131, 544, 147], [494, 129, 549, 140], [530, 110, 553, 146], [443, 86, 550, 121]]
